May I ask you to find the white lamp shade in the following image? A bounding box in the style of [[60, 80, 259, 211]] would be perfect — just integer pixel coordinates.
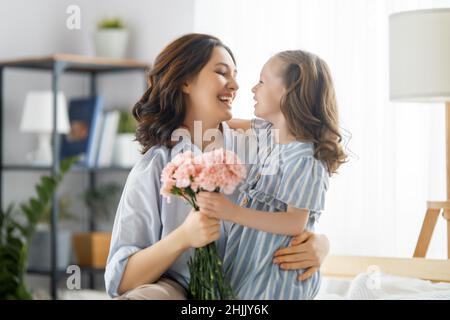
[[389, 8, 450, 102], [20, 91, 70, 133]]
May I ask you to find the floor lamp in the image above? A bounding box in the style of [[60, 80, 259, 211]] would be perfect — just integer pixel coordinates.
[[389, 9, 450, 258]]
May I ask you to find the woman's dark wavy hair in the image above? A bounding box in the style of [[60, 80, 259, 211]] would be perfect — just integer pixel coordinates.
[[132, 33, 235, 153], [276, 50, 347, 175]]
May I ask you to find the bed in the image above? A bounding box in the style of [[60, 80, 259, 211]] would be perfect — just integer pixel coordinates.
[[316, 255, 450, 299], [57, 255, 450, 300]]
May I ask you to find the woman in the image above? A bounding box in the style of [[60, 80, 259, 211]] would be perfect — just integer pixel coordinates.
[[104, 33, 330, 300]]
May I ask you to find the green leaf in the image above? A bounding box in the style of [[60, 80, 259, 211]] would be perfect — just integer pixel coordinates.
[[0, 280, 19, 296], [35, 185, 49, 204], [0, 245, 21, 263], [14, 283, 32, 300], [117, 110, 137, 134], [98, 17, 125, 29], [171, 187, 181, 195], [10, 221, 29, 238], [29, 198, 43, 215], [184, 187, 196, 198], [60, 156, 78, 175], [20, 204, 36, 226], [41, 176, 56, 191]]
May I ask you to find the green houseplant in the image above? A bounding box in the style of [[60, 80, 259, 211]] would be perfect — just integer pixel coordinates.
[[0, 156, 77, 299], [81, 182, 121, 223], [38, 195, 77, 226], [94, 17, 129, 59], [117, 110, 136, 134]]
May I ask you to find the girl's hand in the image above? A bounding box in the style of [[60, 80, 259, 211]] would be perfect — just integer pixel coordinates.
[[196, 192, 238, 221], [179, 209, 221, 248], [272, 231, 330, 281]]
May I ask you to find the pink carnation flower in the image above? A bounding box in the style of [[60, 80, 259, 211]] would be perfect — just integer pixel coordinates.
[[160, 148, 246, 203]]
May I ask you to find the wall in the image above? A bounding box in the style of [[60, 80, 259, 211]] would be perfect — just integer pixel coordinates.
[[0, 0, 195, 297]]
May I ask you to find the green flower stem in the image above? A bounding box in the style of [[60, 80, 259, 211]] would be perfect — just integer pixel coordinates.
[[175, 190, 234, 300]]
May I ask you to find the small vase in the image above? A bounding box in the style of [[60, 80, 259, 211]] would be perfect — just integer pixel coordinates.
[[94, 29, 129, 59], [27, 228, 72, 271], [112, 133, 142, 167]]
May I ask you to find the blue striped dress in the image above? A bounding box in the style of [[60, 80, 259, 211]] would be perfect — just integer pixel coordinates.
[[223, 118, 329, 300]]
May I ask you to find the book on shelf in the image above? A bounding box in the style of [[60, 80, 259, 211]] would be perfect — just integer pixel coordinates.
[[96, 110, 120, 167], [60, 96, 104, 168]]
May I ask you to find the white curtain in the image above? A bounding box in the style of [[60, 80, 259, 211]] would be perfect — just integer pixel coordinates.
[[194, 0, 450, 258]]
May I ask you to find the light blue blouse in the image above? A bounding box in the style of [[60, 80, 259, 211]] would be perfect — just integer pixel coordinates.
[[104, 122, 250, 297]]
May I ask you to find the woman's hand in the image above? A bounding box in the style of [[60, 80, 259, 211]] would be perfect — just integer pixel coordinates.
[[179, 209, 221, 248], [273, 231, 330, 281], [196, 192, 238, 222]]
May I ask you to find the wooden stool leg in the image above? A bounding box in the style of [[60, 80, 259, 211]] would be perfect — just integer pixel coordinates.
[[413, 208, 441, 258], [447, 218, 450, 259], [446, 210, 450, 259], [442, 209, 450, 259]]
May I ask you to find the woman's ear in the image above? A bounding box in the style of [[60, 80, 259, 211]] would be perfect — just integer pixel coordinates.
[[182, 81, 191, 94]]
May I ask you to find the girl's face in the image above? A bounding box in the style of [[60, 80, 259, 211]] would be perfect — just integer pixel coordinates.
[[252, 56, 286, 122], [183, 46, 239, 125]]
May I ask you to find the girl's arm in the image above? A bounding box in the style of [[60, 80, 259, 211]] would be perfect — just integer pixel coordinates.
[[196, 192, 308, 236], [234, 206, 308, 235], [117, 210, 220, 295], [226, 118, 252, 131]]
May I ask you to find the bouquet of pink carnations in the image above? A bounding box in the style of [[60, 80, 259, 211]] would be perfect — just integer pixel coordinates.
[[160, 148, 246, 300]]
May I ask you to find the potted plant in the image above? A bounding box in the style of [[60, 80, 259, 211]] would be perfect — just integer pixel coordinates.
[[27, 195, 77, 271], [0, 157, 77, 299], [72, 183, 121, 268], [112, 110, 142, 167], [94, 17, 129, 59]]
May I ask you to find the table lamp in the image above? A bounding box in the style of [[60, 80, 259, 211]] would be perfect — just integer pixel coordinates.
[[389, 8, 450, 258], [20, 91, 70, 165]]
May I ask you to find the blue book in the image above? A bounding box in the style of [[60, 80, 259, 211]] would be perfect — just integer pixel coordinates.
[[60, 96, 104, 167]]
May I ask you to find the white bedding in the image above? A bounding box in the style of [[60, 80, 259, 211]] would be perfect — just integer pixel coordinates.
[[316, 272, 450, 300], [57, 273, 450, 300]]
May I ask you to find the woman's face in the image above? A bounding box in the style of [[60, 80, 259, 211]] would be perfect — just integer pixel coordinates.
[[183, 46, 239, 125], [252, 56, 286, 122]]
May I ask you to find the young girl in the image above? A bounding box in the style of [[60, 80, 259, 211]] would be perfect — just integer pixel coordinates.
[[197, 50, 346, 300]]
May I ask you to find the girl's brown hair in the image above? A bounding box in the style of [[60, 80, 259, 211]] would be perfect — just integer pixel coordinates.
[[276, 50, 347, 174], [132, 33, 235, 153]]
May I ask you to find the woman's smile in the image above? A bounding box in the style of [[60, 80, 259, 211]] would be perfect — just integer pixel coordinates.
[[218, 93, 234, 109]]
